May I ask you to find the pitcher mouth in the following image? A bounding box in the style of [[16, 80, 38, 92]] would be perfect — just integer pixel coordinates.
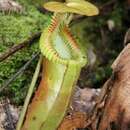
[[40, 29, 87, 66], [39, 15, 87, 67]]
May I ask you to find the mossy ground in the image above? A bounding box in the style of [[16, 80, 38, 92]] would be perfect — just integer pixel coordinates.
[[0, 0, 49, 105]]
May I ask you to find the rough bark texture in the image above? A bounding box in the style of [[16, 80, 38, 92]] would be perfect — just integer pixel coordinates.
[[90, 43, 130, 130]]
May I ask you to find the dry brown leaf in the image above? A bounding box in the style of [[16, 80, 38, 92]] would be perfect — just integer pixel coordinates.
[[58, 112, 87, 130]]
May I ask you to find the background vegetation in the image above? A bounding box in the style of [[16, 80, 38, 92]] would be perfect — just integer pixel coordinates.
[[0, 0, 129, 105]]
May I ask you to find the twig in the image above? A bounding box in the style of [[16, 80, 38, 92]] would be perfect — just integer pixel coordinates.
[[0, 52, 40, 93], [124, 28, 130, 46], [0, 32, 41, 62]]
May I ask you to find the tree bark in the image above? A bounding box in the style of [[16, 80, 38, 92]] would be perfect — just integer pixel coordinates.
[[90, 43, 130, 130]]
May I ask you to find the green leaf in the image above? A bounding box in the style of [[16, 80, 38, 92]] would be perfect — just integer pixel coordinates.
[[66, 0, 99, 16], [43, 1, 99, 16], [43, 2, 69, 12]]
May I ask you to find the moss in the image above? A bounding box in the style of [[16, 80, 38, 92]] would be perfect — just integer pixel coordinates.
[[0, 0, 49, 105]]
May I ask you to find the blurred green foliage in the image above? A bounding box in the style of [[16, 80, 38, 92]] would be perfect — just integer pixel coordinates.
[[0, 0, 129, 104]]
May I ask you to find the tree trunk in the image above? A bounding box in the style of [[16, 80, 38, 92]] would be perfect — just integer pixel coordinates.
[[90, 43, 130, 130]]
